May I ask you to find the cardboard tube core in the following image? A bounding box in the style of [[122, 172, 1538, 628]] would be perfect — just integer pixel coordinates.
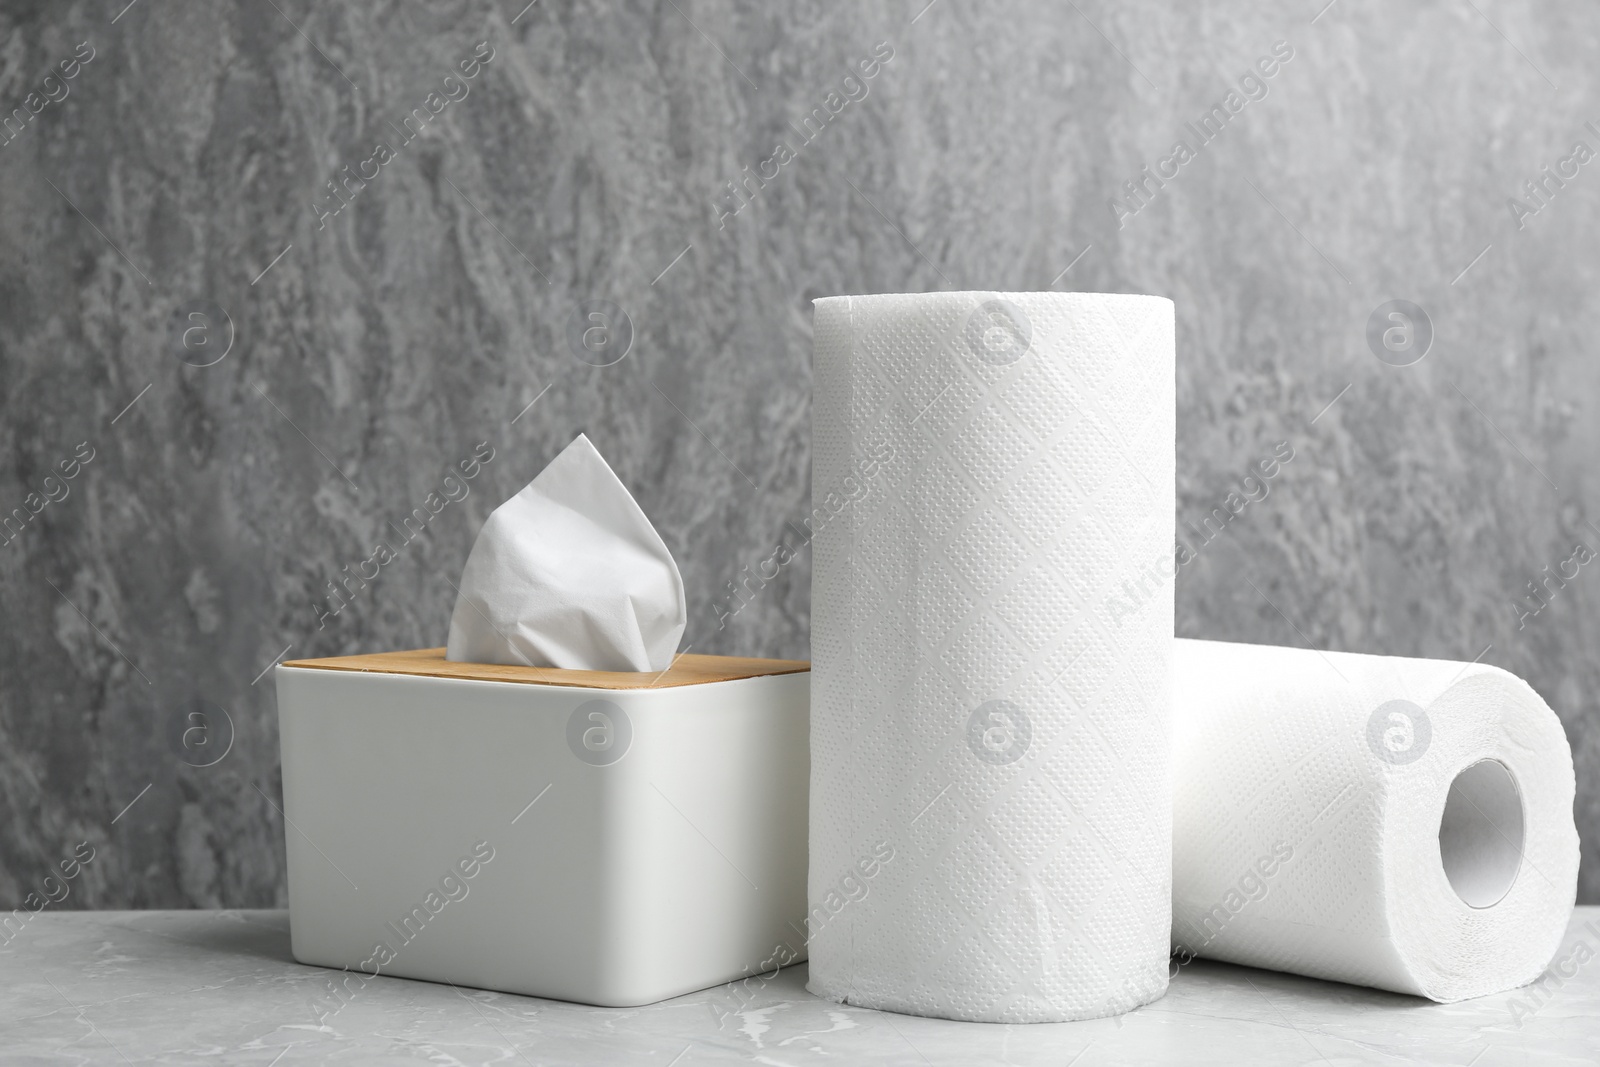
[[1438, 758, 1525, 909]]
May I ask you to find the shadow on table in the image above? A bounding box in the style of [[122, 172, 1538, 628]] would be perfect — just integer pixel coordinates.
[[103, 909, 300, 968], [1167, 954, 1450, 1013]]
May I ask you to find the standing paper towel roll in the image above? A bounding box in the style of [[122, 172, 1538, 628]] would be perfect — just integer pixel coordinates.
[[810, 292, 1175, 1022], [1172, 638, 1578, 1001]]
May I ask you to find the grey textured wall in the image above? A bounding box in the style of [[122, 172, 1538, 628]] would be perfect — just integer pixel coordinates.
[[1, 0, 1596, 908]]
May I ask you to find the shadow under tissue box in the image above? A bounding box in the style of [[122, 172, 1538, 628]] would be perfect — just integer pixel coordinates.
[[274, 647, 810, 1007]]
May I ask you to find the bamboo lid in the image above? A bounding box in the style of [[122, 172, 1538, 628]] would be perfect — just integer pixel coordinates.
[[279, 647, 810, 690]]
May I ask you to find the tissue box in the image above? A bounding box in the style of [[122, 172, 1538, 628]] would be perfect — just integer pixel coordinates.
[[274, 648, 810, 1007]]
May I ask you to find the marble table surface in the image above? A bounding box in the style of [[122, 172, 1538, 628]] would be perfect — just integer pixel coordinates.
[[3, 909, 1597, 1065]]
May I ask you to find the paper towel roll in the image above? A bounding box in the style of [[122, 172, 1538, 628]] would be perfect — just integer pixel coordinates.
[[809, 292, 1175, 1022], [1172, 638, 1578, 1001]]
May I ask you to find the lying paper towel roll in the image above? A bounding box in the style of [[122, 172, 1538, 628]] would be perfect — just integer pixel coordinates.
[[1172, 638, 1578, 1001], [809, 292, 1175, 1022]]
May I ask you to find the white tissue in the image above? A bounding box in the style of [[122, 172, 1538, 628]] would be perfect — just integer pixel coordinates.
[[445, 434, 686, 672], [808, 291, 1175, 1022], [1172, 638, 1578, 1001]]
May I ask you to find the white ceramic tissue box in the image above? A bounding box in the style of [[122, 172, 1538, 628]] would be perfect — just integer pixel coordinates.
[[274, 648, 810, 1007]]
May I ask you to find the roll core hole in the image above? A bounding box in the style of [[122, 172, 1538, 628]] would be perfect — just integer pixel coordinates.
[[1437, 758, 1525, 908]]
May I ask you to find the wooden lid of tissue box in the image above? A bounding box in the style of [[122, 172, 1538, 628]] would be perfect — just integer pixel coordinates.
[[280, 648, 810, 690]]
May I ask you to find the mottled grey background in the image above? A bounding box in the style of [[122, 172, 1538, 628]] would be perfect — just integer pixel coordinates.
[[1, 0, 1596, 908]]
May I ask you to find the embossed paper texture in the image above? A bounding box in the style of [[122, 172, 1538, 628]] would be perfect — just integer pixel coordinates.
[[808, 292, 1174, 1022]]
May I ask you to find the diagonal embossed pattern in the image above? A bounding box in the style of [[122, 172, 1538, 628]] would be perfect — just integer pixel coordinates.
[[809, 291, 1175, 1022]]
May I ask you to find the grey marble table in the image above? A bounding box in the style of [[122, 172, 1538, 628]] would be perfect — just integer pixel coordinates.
[[3, 909, 1597, 1065]]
